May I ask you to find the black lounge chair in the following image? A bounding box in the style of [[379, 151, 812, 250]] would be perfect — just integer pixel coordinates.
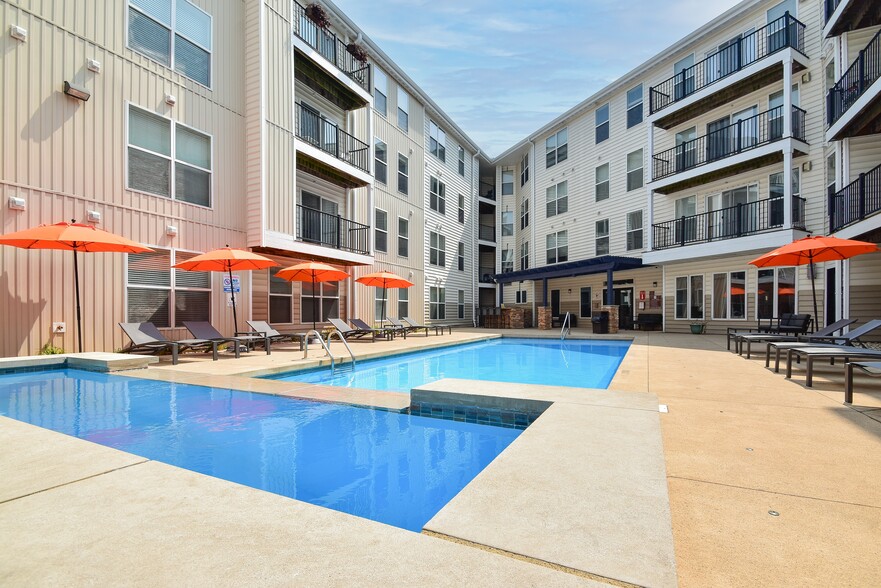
[[389, 317, 428, 336], [404, 316, 451, 335], [735, 318, 856, 358], [328, 318, 375, 341], [119, 322, 222, 365], [246, 320, 306, 350], [844, 361, 881, 404], [784, 345, 881, 387], [727, 312, 812, 351], [767, 319, 881, 371], [184, 321, 271, 355], [351, 318, 403, 339]]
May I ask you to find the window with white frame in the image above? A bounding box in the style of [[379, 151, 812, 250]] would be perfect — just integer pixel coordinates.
[[458, 193, 465, 224], [374, 67, 388, 116], [595, 163, 610, 201], [430, 176, 446, 214], [127, 249, 210, 328], [546, 180, 568, 217], [502, 170, 514, 196], [516, 289, 528, 304], [458, 290, 465, 319], [374, 287, 387, 324], [375, 209, 388, 253], [429, 120, 446, 162], [712, 270, 747, 319], [521, 153, 529, 185], [398, 153, 408, 194], [545, 128, 568, 168], [770, 168, 801, 226], [458, 146, 465, 176], [626, 84, 643, 128], [458, 242, 465, 271], [520, 198, 529, 229], [397, 288, 409, 320], [430, 287, 446, 320], [520, 241, 529, 270], [501, 211, 514, 236], [397, 217, 409, 257], [128, 0, 212, 87], [546, 231, 568, 264], [128, 105, 212, 207], [397, 87, 409, 131], [626, 150, 644, 191], [269, 267, 293, 324], [595, 219, 610, 255], [626, 210, 643, 250], [430, 231, 446, 266], [675, 275, 704, 319], [374, 139, 387, 184], [302, 281, 339, 323], [501, 248, 514, 273], [595, 103, 610, 143], [757, 267, 796, 319]]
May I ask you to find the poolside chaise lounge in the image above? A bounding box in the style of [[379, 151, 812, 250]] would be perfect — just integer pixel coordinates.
[[404, 316, 451, 335], [388, 317, 429, 336], [726, 312, 812, 351], [246, 320, 306, 350], [351, 318, 405, 339], [844, 361, 881, 404], [328, 318, 376, 341], [784, 345, 881, 387], [735, 317, 856, 358], [766, 319, 881, 371], [119, 322, 224, 365], [184, 321, 272, 355]]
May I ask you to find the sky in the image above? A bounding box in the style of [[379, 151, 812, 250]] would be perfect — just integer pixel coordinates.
[[333, 0, 744, 157]]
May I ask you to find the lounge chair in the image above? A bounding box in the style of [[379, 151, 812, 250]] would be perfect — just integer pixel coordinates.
[[246, 320, 306, 350], [389, 317, 429, 336], [328, 317, 375, 341], [351, 317, 404, 339], [766, 319, 881, 371], [183, 321, 271, 355], [119, 322, 223, 365], [404, 316, 451, 335], [727, 313, 812, 352], [784, 345, 881, 387], [844, 361, 881, 404], [735, 318, 857, 358]]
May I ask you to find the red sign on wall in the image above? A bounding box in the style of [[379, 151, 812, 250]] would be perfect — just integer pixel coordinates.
[[639, 290, 646, 300]]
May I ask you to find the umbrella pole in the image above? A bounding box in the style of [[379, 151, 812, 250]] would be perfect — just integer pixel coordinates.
[[809, 259, 819, 330], [73, 249, 83, 353], [228, 266, 239, 335], [381, 281, 387, 327], [312, 275, 317, 333]]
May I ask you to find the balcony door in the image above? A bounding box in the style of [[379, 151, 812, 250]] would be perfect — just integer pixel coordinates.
[[301, 191, 340, 247], [707, 116, 730, 162], [675, 127, 697, 172], [706, 30, 754, 84], [674, 195, 697, 245], [674, 54, 695, 100], [732, 106, 759, 151], [298, 103, 340, 157], [766, 0, 796, 53], [706, 185, 758, 239]]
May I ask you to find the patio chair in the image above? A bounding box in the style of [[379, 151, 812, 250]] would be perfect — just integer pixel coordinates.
[[844, 361, 881, 404], [767, 319, 881, 371], [784, 345, 881, 387], [351, 317, 403, 339], [735, 317, 857, 358], [183, 321, 271, 355], [404, 316, 451, 335], [119, 322, 222, 365], [757, 313, 812, 335], [328, 318, 375, 341], [389, 317, 429, 336], [246, 320, 306, 350]]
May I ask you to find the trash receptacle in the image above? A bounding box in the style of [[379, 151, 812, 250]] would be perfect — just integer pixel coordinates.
[[591, 311, 609, 334]]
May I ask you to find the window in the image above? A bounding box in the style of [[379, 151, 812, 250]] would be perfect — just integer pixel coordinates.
[[458, 242, 465, 271], [269, 267, 292, 324], [516, 290, 528, 304], [397, 153, 408, 194], [595, 219, 609, 255], [545, 128, 568, 168], [501, 248, 514, 273], [128, 105, 212, 207], [429, 120, 446, 162], [626, 150, 644, 191], [595, 103, 610, 144], [374, 68, 388, 116], [580, 287, 592, 318], [430, 287, 446, 320], [626, 210, 644, 251], [458, 290, 465, 319], [397, 87, 409, 131], [458, 146, 466, 176], [501, 211, 514, 236], [546, 180, 568, 217], [825, 60, 836, 92], [712, 271, 747, 319], [374, 139, 387, 184], [521, 153, 529, 186], [374, 287, 387, 324], [674, 275, 704, 319], [502, 170, 514, 196], [674, 54, 695, 99], [826, 152, 837, 197], [430, 231, 446, 266], [520, 241, 529, 270], [429, 176, 446, 214], [520, 198, 529, 229], [458, 193, 465, 224], [757, 267, 796, 319], [770, 168, 801, 225], [302, 281, 339, 324], [546, 230, 568, 264], [397, 288, 409, 320], [595, 163, 610, 202], [128, 0, 212, 87], [375, 209, 387, 253], [127, 249, 210, 328], [397, 217, 409, 257], [626, 84, 643, 128]]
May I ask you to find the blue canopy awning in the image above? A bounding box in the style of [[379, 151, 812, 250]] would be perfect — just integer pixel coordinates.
[[493, 255, 647, 284]]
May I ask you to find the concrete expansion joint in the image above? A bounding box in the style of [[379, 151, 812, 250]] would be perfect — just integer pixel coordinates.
[[421, 529, 645, 587], [0, 459, 150, 506]]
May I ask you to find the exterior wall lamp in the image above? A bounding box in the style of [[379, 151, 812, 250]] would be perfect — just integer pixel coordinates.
[[63, 81, 90, 101]]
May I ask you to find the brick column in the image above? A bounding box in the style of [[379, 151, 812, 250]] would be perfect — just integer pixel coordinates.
[[601, 305, 619, 334], [537, 306, 552, 330]]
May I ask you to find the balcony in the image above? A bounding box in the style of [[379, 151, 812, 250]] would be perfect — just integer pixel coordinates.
[[649, 14, 806, 128], [296, 205, 369, 255], [830, 163, 881, 234], [295, 103, 371, 187], [826, 29, 881, 141], [824, 0, 881, 38], [479, 224, 496, 242], [479, 181, 496, 201], [479, 267, 497, 284], [650, 106, 806, 194]]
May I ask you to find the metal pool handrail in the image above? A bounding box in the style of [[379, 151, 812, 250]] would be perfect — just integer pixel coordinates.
[[303, 329, 334, 370], [326, 329, 356, 369], [560, 312, 572, 340]]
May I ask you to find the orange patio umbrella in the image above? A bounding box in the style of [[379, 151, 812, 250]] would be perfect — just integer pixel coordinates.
[[0, 219, 153, 352], [276, 261, 349, 332], [173, 246, 278, 335], [749, 235, 878, 326], [356, 271, 414, 327]]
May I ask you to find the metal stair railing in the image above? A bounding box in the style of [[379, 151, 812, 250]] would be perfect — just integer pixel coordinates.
[[560, 312, 572, 340], [326, 329, 356, 371]]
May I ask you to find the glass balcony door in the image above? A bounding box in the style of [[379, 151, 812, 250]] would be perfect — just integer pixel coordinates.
[[675, 127, 697, 172], [301, 191, 340, 246], [706, 185, 758, 239]]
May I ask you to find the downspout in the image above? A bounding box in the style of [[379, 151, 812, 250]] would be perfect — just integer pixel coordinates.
[[472, 150, 480, 326], [529, 138, 537, 322]]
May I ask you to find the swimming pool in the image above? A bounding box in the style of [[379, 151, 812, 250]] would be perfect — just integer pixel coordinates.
[[0, 369, 520, 531], [267, 337, 631, 392]]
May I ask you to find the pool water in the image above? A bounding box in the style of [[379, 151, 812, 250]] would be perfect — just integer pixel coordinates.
[[267, 337, 631, 392], [0, 369, 520, 531]]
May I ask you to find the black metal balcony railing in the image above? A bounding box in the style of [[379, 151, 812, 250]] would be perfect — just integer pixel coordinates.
[[479, 267, 497, 283], [649, 13, 806, 114], [296, 204, 369, 255], [652, 106, 806, 181], [479, 181, 496, 200], [829, 163, 881, 232], [479, 224, 496, 241], [652, 196, 806, 250], [293, 1, 370, 92], [296, 103, 370, 173], [827, 29, 881, 126], [825, 0, 842, 23]]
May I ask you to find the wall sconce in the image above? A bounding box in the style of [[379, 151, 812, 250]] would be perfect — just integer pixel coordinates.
[[802, 160, 812, 172], [166, 225, 178, 237], [87, 59, 101, 73], [567, 289, 572, 294], [8, 196, 26, 211], [9, 24, 27, 42], [165, 93, 177, 106], [63, 81, 90, 101], [801, 71, 811, 84], [652, 281, 658, 287], [85, 210, 101, 223]]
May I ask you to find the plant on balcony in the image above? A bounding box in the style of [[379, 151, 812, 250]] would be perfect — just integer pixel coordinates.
[[305, 3, 331, 30], [346, 42, 369, 63]]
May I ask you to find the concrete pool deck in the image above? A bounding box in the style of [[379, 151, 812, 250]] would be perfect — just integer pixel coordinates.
[[2, 329, 880, 585]]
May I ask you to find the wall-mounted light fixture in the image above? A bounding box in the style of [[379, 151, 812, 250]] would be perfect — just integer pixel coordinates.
[[9, 25, 27, 42], [165, 93, 177, 106], [63, 81, 90, 101], [86, 210, 101, 223], [166, 225, 179, 237], [87, 59, 101, 73], [801, 71, 811, 84], [802, 160, 813, 172], [8, 196, 26, 211]]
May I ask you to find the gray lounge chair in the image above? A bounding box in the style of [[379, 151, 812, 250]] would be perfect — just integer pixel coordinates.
[[246, 320, 306, 350], [404, 316, 451, 335], [735, 318, 857, 358], [328, 318, 375, 341], [119, 322, 222, 365], [351, 317, 403, 339], [844, 361, 881, 404], [184, 321, 271, 355], [389, 317, 428, 336], [767, 319, 881, 371], [784, 345, 881, 387]]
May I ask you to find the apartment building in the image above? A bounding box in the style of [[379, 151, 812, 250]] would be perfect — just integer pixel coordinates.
[[491, 0, 881, 335], [0, 0, 482, 356]]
